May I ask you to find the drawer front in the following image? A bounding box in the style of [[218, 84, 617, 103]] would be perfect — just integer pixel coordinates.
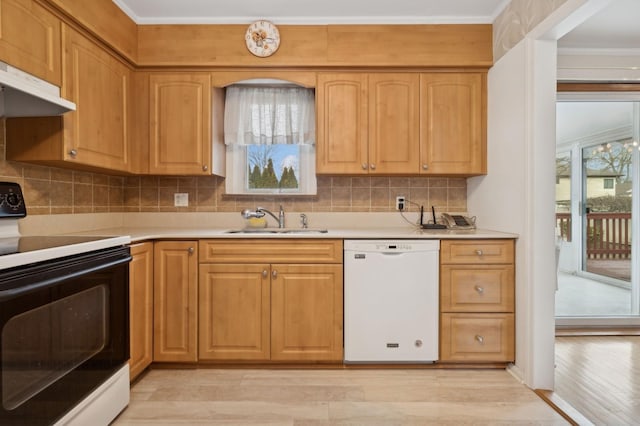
[[440, 313, 514, 362], [440, 265, 514, 312], [440, 239, 514, 264], [199, 239, 343, 264]]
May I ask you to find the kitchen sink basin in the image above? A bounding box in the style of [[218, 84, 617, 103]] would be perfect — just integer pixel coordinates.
[[225, 228, 328, 234]]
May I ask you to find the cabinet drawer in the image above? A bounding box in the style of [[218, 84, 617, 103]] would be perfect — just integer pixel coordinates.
[[440, 240, 514, 264], [440, 313, 514, 362], [440, 265, 514, 312], [199, 239, 343, 264]]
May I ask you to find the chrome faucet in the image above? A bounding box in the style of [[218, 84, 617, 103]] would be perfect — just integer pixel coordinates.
[[241, 205, 285, 228]]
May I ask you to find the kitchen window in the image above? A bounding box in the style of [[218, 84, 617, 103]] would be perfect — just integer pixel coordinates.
[[224, 84, 316, 195]]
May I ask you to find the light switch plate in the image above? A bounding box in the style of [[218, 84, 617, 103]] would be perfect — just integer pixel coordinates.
[[174, 193, 189, 207]]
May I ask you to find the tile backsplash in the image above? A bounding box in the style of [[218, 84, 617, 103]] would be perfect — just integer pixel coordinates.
[[0, 119, 467, 215]]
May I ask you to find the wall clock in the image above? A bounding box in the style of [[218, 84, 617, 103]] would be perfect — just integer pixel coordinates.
[[245, 20, 280, 57]]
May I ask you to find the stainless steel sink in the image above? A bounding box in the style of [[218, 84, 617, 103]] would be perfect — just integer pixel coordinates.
[[225, 228, 328, 234]]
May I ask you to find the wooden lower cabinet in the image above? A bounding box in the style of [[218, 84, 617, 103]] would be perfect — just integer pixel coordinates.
[[440, 313, 514, 362], [129, 242, 153, 381], [198, 263, 270, 360], [271, 264, 343, 361], [198, 239, 344, 363], [439, 239, 515, 363], [153, 241, 198, 362]]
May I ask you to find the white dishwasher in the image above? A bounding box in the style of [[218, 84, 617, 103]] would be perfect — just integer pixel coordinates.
[[344, 240, 439, 363]]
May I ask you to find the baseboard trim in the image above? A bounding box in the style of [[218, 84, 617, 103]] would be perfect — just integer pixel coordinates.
[[535, 389, 594, 426]]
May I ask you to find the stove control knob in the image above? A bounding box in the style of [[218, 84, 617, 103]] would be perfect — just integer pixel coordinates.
[[5, 192, 22, 208]]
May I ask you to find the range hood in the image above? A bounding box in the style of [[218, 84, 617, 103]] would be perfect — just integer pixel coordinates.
[[0, 61, 75, 117]]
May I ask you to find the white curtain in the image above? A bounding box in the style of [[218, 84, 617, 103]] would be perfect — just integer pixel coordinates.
[[224, 85, 315, 146]]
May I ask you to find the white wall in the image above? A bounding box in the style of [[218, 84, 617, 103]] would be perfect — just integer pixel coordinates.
[[468, 37, 559, 390]]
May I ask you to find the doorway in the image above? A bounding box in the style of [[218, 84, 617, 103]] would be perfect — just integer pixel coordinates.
[[556, 100, 640, 323]]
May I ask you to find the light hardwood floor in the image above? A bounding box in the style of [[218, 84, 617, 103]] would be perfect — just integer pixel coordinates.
[[555, 336, 640, 425], [113, 368, 568, 425]]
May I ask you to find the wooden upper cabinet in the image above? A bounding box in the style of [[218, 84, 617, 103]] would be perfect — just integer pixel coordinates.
[[420, 73, 486, 175], [316, 73, 368, 174], [0, 0, 61, 85], [149, 73, 212, 175], [368, 73, 420, 174], [316, 73, 420, 175], [62, 25, 130, 171], [5, 25, 130, 173]]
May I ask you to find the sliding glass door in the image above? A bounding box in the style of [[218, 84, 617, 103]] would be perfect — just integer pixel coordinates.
[[556, 100, 639, 322]]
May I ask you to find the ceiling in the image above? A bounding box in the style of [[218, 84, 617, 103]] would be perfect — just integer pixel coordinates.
[[558, 0, 640, 50], [112, 0, 510, 24]]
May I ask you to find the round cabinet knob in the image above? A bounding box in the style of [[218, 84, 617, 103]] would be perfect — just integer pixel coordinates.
[[422, 164, 428, 170], [68, 149, 78, 157], [370, 164, 376, 170], [272, 270, 278, 279], [474, 285, 484, 294], [475, 335, 485, 344], [475, 249, 484, 256], [202, 165, 209, 172], [361, 163, 368, 170], [262, 269, 268, 278], [187, 247, 195, 254]]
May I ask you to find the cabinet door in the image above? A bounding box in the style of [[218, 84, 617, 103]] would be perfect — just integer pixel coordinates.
[[153, 241, 198, 362], [368, 73, 420, 174], [316, 73, 368, 174], [199, 263, 270, 360], [271, 264, 343, 361], [129, 242, 153, 381], [62, 25, 130, 171], [0, 0, 61, 85], [149, 73, 212, 175], [420, 73, 486, 175]]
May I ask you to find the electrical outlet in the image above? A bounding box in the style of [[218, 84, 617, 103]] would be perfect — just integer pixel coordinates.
[[396, 196, 405, 211], [174, 193, 189, 207]]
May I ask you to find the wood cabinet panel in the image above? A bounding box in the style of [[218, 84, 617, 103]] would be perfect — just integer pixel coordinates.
[[62, 24, 130, 171], [149, 73, 212, 175], [129, 242, 153, 381], [5, 24, 130, 173], [440, 240, 515, 265], [271, 264, 343, 361], [0, 0, 61, 85], [199, 239, 343, 264], [420, 73, 486, 175], [440, 265, 514, 313], [153, 241, 198, 362], [199, 263, 270, 360], [440, 313, 514, 362], [316, 73, 368, 174], [368, 73, 420, 174]]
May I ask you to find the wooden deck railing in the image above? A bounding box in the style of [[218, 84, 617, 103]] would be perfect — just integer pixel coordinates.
[[556, 212, 632, 259]]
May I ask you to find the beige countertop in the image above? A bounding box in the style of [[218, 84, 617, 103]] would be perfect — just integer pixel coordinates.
[[63, 226, 517, 243], [18, 212, 518, 242]]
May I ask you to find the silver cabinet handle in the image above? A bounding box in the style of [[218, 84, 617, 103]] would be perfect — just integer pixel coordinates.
[[68, 149, 78, 157], [370, 164, 376, 170], [187, 247, 194, 255], [202, 165, 208, 171], [474, 285, 484, 294], [362, 163, 368, 170], [422, 164, 428, 170], [475, 249, 483, 256], [475, 335, 484, 344], [272, 270, 277, 279], [262, 269, 268, 278]]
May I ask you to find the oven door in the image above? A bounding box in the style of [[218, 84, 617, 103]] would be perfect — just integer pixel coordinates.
[[0, 246, 131, 426]]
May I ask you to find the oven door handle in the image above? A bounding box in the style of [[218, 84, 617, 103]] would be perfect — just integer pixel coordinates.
[[0, 253, 131, 302]]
